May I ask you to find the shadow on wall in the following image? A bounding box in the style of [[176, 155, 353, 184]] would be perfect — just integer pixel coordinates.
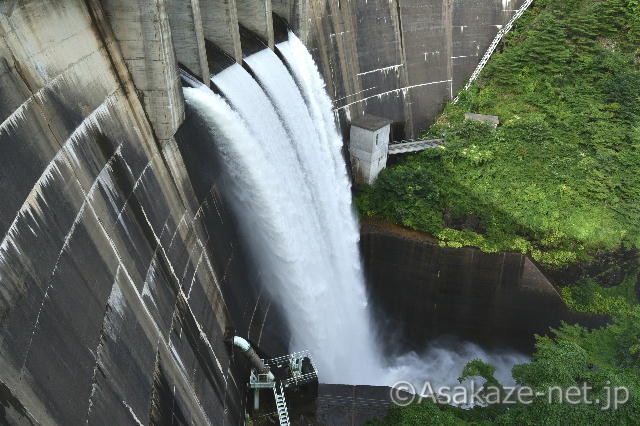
[[360, 220, 608, 354], [173, 97, 291, 358]]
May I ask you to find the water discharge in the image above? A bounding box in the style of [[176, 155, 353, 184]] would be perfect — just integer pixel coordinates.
[[183, 31, 527, 391]]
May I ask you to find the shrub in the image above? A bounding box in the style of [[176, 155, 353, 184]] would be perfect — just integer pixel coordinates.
[[356, 0, 640, 267]]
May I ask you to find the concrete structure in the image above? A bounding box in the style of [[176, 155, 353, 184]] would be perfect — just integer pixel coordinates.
[[100, 0, 184, 140], [236, 0, 275, 48], [349, 115, 391, 185], [0, 1, 284, 424], [360, 221, 607, 352], [166, 0, 210, 85], [272, 0, 308, 40], [460, 0, 535, 93], [304, 0, 526, 138], [465, 112, 500, 128], [0, 0, 535, 423], [199, 0, 243, 62], [298, 384, 405, 424]]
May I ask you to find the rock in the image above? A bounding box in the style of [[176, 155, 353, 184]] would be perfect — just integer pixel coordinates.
[[464, 112, 500, 129]]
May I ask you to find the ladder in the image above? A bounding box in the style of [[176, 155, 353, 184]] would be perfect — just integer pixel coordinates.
[[455, 0, 535, 102], [273, 384, 291, 426]]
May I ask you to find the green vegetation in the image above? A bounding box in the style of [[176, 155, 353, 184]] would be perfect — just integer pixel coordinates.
[[357, 0, 640, 267], [368, 274, 640, 425], [362, 1, 640, 423], [562, 272, 638, 315]]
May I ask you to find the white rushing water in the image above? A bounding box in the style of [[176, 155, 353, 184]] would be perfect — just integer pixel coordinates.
[[184, 31, 528, 390], [206, 50, 383, 385]]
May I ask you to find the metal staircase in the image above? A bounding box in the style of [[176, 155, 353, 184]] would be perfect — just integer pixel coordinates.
[[248, 350, 317, 424], [455, 0, 535, 102], [273, 383, 291, 426]]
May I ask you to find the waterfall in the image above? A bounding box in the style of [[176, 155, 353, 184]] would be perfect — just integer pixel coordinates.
[[183, 33, 527, 388], [186, 47, 382, 385]]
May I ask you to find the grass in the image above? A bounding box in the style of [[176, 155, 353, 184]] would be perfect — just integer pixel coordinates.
[[363, 2, 640, 423], [357, 0, 640, 267]]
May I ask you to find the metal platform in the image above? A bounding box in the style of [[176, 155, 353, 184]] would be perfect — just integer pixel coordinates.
[[249, 350, 318, 426], [388, 139, 442, 155]]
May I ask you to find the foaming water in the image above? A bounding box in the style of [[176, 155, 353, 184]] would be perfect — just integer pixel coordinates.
[[209, 53, 384, 385], [185, 33, 528, 392], [385, 339, 528, 400]]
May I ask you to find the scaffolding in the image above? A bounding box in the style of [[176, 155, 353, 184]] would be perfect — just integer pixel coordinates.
[[249, 350, 318, 426]]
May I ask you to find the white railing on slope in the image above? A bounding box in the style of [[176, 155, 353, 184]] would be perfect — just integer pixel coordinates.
[[454, 0, 535, 102], [273, 384, 291, 426]]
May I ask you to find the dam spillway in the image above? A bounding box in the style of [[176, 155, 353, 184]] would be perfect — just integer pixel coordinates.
[[185, 35, 528, 392], [0, 1, 534, 424], [188, 36, 384, 385]]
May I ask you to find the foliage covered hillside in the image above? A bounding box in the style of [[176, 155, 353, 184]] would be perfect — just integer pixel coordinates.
[[357, 0, 640, 266], [369, 274, 640, 425], [365, 0, 640, 423]]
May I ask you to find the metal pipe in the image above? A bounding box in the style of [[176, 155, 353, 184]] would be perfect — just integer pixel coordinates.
[[232, 336, 274, 381]]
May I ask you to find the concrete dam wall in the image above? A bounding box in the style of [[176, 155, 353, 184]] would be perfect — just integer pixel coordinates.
[[360, 222, 606, 353], [0, 0, 529, 424], [0, 1, 285, 424], [302, 0, 526, 138]]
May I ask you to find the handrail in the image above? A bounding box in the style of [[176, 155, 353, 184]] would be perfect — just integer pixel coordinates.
[[388, 139, 442, 155], [390, 138, 442, 146], [282, 372, 317, 387], [454, 0, 535, 102], [264, 350, 312, 366]]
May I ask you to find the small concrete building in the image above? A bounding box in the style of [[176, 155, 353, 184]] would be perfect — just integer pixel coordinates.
[[464, 113, 500, 129], [349, 114, 392, 185]]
